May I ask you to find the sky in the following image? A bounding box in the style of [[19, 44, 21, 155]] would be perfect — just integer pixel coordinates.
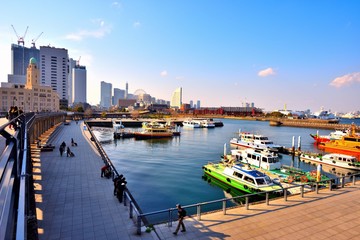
[[0, 1, 359, 113]]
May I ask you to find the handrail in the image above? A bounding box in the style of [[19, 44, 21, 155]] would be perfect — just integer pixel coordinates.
[[134, 173, 359, 234]]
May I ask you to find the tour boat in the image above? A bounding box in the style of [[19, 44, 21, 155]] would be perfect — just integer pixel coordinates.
[[199, 119, 215, 128], [227, 148, 329, 184], [113, 119, 135, 139], [202, 161, 283, 194], [300, 153, 360, 170], [182, 119, 201, 128], [230, 130, 282, 152], [134, 122, 175, 139]]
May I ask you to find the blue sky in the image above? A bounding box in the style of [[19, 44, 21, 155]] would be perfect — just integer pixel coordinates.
[[0, 0, 359, 113]]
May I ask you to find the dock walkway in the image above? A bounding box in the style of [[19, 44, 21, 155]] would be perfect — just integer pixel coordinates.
[[32, 119, 360, 240]]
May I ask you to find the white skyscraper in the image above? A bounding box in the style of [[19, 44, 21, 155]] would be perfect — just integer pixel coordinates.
[[100, 81, 112, 109], [170, 87, 182, 108], [196, 100, 201, 109], [72, 65, 87, 104], [40, 46, 69, 107], [68, 58, 76, 104]]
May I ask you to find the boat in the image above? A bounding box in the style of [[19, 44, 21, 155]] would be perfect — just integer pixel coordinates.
[[228, 148, 330, 184], [202, 160, 283, 194], [113, 119, 135, 139], [230, 129, 282, 152], [199, 119, 215, 128], [310, 129, 348, 144], [318, 123, 360, 157], [182, 119, 201, 128], [133, 121, 175, 139], [300, 152, 360, 170]]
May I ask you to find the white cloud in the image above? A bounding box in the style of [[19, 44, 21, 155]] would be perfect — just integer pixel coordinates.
[[330, 72, 360, 88], [160, 70, 167, 77], [112, 2, 121, 8], [258, 67, 276, 77], [133, 21, 141, 28], [65, 20, 111, 41]]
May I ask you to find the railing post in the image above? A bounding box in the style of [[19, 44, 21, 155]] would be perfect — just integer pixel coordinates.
[[129, 201, 133, 219], [266, 192, 269, 205], [245, 196, 249, 210], [222, 200, 227, 215], [168, 209, 173, 227], [284, 188, 288, 201], [300, 185, 304, 198], [197, 205, 201, 220], [341, 176, 345, 188], [329, 180, 332, 191], [353, 175, 356, 185], [136, 215, 142, 235]]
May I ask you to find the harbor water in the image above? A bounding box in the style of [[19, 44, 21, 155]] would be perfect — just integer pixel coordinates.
[[92, 118, 360, 221]]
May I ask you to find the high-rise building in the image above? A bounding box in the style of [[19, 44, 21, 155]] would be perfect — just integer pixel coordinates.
[[196, 100, 201, 109], [170, 87, 182, 108], [100, 81, 112, 109], [113, 88, 125, 105], [68, 58, 77, 104], [190, 100, 193, 108], [40, 46, 69, 108], [72, 65, 87, 104], [0, 57, 59, 112], [125, 82, 128, 99]]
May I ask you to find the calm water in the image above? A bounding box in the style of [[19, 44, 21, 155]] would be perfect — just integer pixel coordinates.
[[93, 118, 360, 217]]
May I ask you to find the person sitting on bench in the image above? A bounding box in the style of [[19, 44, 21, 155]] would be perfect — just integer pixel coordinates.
[[71, 138, 78, 146]]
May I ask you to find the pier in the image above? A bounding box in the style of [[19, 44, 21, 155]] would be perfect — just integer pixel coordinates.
[[1, 115, 360, 239]]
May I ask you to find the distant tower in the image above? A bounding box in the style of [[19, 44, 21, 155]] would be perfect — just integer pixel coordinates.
[[100, 81, 112, 109], [170, 87, 182, 108], [125, 82, 128, 99], [190, 100, 193, 108], [196, 100, 200, 109], [72, 64, 87, 104]]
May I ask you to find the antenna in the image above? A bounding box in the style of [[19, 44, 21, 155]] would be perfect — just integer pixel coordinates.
[[76, 56, 81, 66], [31, 32, 43, 48], [11, 25, 29, 46]]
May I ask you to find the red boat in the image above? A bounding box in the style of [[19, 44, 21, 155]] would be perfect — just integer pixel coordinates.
[[310, 129, 348, 144]]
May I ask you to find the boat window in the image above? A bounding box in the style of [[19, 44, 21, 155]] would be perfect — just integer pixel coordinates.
[[255, 178, 266, 185], [244, 176, 254, 184], [233, 172, 243, 178], [252, 155, 256, 160], [247, 153, 251, 158], [262, 157, 268, 163]]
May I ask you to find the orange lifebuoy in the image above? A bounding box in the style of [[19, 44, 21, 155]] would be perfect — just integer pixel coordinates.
[[300, 175, 308, 183]]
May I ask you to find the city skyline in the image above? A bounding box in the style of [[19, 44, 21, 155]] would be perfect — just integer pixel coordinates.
[[0, 1, 360, 113]]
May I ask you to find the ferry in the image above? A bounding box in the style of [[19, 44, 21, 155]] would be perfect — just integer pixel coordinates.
[[182, 119, 201, 128], [230, 130, 282, 152], [113, 119, 135, 139], [202, 161, 283, 194], [300, 153, 360, 170], [228, 148, 330, 184], [318, 123, 360, 156], [134, 122, 175, 139]]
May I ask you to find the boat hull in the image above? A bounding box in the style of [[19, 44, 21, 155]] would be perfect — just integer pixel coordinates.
[[134, 132, 173, 139]]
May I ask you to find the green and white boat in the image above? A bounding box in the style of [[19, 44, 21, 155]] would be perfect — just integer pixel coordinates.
[[202, 161, 283, 194]]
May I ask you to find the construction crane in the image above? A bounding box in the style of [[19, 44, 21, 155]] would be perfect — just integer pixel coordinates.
[[76, 56, 81, 66], [31, 32, 43, 48], [11, 25, 29, 46]]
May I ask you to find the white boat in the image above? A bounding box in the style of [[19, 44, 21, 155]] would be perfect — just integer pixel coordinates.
[[299, 153, 360, 170], [199, 119, 215, 128], [230, 130, 282, 152], [182, 119, 201, 128], [230, 148, 281, 171]]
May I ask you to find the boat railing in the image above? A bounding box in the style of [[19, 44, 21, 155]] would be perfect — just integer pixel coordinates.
[[132, 172, 360, 235]]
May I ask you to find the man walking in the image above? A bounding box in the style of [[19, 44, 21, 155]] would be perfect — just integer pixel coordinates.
[[173, 204, 186, 235]]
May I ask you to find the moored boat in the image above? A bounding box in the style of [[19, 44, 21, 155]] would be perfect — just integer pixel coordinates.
[[230, 130, 282, 152], [134, 121, 175, 139], [182, 119, 201, 128], [310, 129, 348, 144], [202, 161, 283, 194], [318, 123, 360, 157], [300, 152, 360, 170]]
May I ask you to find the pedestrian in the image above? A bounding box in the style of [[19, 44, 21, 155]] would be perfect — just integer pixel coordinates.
[[173, 204, 186, 235], [59, 145, 64, 156], [66, 146, 71, 157], [113, 174, 124, 195], [101, 164, 110, 178], [61, 141, 66, 149], [116, 181, 126, 203]]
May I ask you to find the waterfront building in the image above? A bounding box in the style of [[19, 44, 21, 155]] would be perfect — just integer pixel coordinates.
[[40, 46, 69, 108], [113, 88, 125, 105], [100, 81, 112, 109], [170, 87, 182, 109], [72, 64, 87, 104], [0, 58, 60, 112], [118, 99, 136, 109]]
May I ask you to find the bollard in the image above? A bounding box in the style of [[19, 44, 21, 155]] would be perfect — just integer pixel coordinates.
[[245, 196, 249, 210], [329, 180, 332, 191], [353, 175, 356, 185], [341, 176, 345, 188], [315, 183, 319, 194], [284, 188, 288, 201], [223, 200, 227, 215]]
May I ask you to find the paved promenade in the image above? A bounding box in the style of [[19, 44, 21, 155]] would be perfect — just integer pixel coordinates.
[[27, 119, 360, 240]]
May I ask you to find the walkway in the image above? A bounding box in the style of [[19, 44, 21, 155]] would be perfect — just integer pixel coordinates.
[[33, 120, 157, 240], [30, 118, 360, 240]]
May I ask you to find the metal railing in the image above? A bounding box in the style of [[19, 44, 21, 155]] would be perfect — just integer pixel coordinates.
[[132, 173, 359, 235], [0, 112, 65, 240]]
